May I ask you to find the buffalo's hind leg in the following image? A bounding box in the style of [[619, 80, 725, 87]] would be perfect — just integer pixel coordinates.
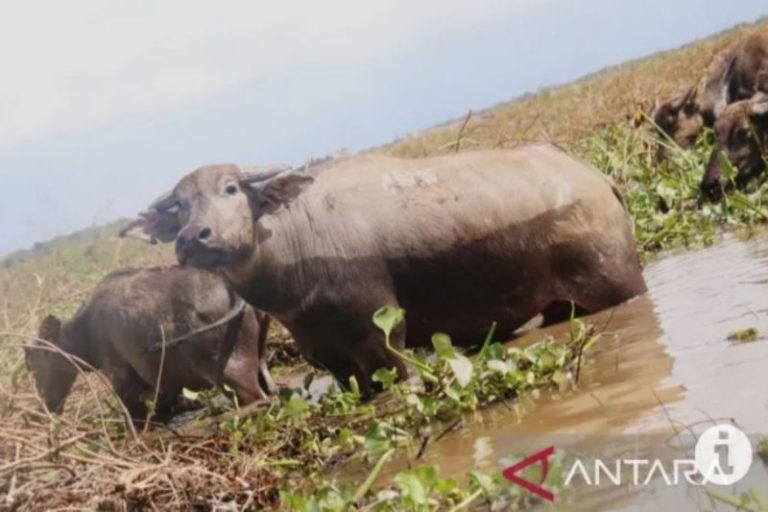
[[549, 234, 647, 321], [556, 264, 647, 321], [582, 266, 646, 313], [540, 300, 590, 327]]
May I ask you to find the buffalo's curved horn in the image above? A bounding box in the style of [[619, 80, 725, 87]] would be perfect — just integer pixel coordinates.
[[149, 191, 178, 212], [238, 164, 294, 184]]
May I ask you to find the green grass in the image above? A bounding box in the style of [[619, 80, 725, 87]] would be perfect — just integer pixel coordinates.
[[759, 436, 768, 463], [727, 327, 760, 344]]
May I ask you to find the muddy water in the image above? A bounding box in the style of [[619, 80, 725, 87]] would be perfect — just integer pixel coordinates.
[[384, 233, 768, 510]]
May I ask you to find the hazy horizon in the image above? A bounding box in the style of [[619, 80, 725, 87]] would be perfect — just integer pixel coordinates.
[[1, 0, 767, 258]]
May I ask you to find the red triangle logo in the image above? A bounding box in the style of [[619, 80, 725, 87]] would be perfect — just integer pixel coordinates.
[[502, 446, 555, 502]]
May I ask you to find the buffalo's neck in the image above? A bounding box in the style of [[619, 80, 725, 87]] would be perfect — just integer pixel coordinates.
[[223, 202, 315, 322], [60, 319, 98, 370]]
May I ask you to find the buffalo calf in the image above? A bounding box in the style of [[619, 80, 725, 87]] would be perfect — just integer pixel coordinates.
[[24, 266, 273, 424]]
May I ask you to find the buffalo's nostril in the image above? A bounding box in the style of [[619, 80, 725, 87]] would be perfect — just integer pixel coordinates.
[[198, 228, 212, 241]]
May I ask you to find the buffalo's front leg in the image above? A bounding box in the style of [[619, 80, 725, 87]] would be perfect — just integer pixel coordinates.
[[107, 364, 153, 426], [289, 300, 408, 397], [222, 310, 270, 405]]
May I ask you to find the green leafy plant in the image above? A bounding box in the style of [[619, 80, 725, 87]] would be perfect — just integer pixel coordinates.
[[707, 488, 768, 512], [758, 436, 768, 464], [373, 306, 437, 381], [727, 327, 760, 344]]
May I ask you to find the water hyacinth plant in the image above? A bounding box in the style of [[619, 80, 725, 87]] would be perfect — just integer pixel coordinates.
[[271, 306, 591, 510], [572, 122, 768, 258]]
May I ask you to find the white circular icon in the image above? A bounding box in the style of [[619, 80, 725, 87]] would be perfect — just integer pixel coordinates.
[[694, 424, 753, 486]]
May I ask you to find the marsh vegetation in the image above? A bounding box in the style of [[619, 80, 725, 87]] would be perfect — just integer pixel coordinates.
[[2, 19, 768, 512]]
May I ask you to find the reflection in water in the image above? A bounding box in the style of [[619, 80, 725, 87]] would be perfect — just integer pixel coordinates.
[[383, 234, 768, 510]]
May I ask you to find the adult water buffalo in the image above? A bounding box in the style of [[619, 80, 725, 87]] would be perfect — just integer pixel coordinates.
[[122, 145, 647, 394], [24, 266, 273, 424], [653, 30, 768, 159], [700, 93, 768, 200]]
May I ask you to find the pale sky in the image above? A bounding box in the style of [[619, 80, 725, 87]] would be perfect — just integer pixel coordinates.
[[0, 0, 766, 256]]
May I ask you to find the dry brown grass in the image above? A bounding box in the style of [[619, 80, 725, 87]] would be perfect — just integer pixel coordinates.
[[0, 377, 279, 510], [379, 20, 767, 159]]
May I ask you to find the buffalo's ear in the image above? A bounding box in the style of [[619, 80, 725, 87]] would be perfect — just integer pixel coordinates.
[[38, 315, 62, 343], [238, 164, 294, 183], [119, 192, 181, 243], [242, 170, 314, 214], [119, 211, 181, 243]]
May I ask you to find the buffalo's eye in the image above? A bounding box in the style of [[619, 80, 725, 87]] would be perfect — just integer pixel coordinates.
[[164, 202, 180, 214], [225, 184, 238, 196]]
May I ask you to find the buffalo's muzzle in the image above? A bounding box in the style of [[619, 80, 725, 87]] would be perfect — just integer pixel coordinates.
[[700, 176, 725, 202], [175, 228, 225, 268]]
